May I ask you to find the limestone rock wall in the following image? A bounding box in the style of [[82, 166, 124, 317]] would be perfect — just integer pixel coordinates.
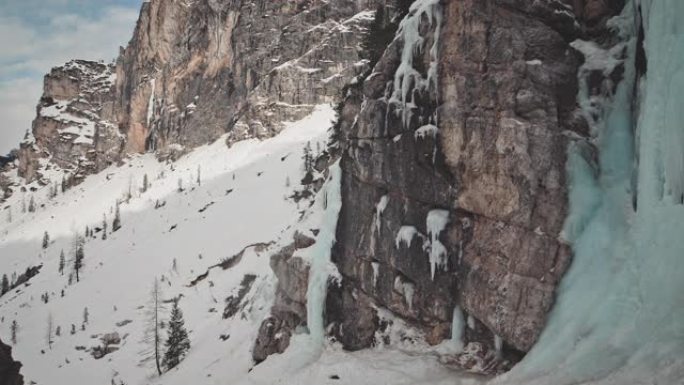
[[16, 0, 382, 182], [116, 0, 382, 156], [18, 60, 121, 185], [327, 0, 623, 372]]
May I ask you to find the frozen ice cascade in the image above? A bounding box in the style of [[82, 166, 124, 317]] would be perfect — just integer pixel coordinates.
[[146, 78, 156, 126], [389, 0, 442, 128], [496, 1, 684, 384], [426, 209, 449, 280], [305, 161, 343, 349]]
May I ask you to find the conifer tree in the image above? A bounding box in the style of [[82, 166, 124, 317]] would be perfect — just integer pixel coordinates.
[[395, 0, 414, 17], [59, 250, 65, 275], [102, 214, 108, 240], [162, 299, 190, 371], [10, 320, 18, 344], [196, 166, 201, 186], [28, 196, 36, 213], [360, 0, 413, 72], [126, 176, 133, 202], [302, 141, 313, 173], [46, 313, 53, 349], [42, 231, 50, 249], [360, 5, 394, 69], [143, 278, 165, 376], [1, 274, 8, 295], [113, 202, 121, 232], [142, 174, 149, 193], [73, 236, 85, 282]]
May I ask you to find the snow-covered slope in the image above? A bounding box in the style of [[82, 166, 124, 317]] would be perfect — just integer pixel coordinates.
[[0, 106, 335, 385], [0, 105, 476, 385]]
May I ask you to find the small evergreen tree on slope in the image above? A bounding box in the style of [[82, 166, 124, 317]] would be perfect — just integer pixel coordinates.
[[162, 299, 190, 371]]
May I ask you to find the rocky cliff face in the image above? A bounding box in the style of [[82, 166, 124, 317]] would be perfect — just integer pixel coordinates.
[[0, 339, 23, 385], [17, 60, 121, 186], [326, 0, 623, 373], [17, 0, 381, 183]]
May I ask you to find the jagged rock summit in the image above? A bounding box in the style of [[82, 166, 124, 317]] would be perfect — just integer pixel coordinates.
[[13, 0, 382, 188]]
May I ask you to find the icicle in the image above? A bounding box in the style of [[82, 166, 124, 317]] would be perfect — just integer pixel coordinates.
[[451, 305, 465, 352], [394, 225, 422, 249], [393, 276, 415, 312], [371, 261, 380, 289], [494, 334, 503, 358], [426, 209, 449, 280], [467, 315, 476, 330], [375, 195, 389, 233]]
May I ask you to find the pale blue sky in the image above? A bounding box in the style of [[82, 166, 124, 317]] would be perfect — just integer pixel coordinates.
[[0, 0, 143, 154]]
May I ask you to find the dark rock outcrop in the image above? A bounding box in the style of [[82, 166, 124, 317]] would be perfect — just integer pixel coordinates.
[[223, 274, 257, 319], [0, 339, 23, 385], [91, 332, 122, 359], [252, 231, 315, 363]]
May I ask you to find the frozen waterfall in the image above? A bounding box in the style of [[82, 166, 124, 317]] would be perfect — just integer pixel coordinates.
[[497, 1, 684, 384]]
